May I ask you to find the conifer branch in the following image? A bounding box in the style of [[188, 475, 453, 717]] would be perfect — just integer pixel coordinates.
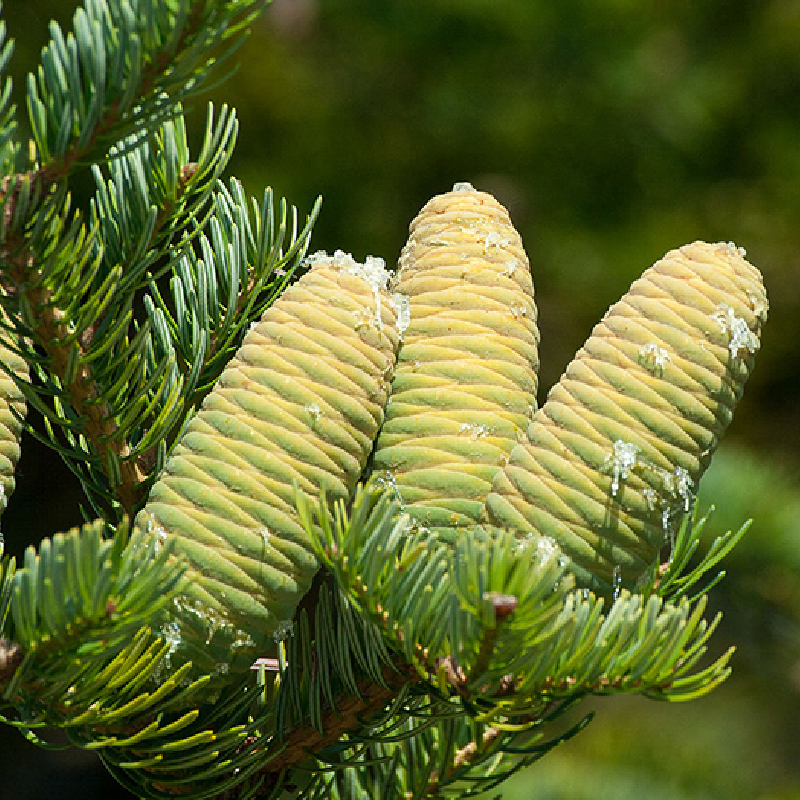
[[254, 659, 421, 795], [13, 272, 145, 513], [0, 1, 264, 518], [0, 3, 768, 797], [0, 0, 265, 228], [0, 211, 146, 514]]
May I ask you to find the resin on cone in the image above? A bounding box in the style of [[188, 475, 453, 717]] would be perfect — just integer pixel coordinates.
[[372, 183, 540, 539], [486, 241, 767, 595], [136, 251, 401, 678]]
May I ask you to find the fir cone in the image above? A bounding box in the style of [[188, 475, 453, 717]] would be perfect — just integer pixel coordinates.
[[136, 252, 401, 677], [486, 241, 768, 595], [0, 319, 28, 525], [371, 183, 540, 539]]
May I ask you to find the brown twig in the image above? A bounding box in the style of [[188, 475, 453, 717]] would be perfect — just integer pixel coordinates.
[[1, 246, 146, 514], [234, 658, 421, 799], [0, 160, 201, 515]]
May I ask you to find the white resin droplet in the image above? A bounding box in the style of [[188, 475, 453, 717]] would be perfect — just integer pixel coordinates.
[[509, 302, 527, 319], [161, 621, 182, 654], [611, 565, 622, 601], [661, 504, 677, 552], [642, 486, 659, 512], [452, 181, 476, 192], [154, 620, 183, 681], [638, 342, 670, 373], [150, 517, 168, 554], [713, 304, 759, 359], [307, 250, 393, 333], [305, 403, 321, 422], [673, 466, 694, 512], [372, 284, 383, 331], [375, 470, 405, 511], [390, 292, 411, 337], [725, 240, 747, 258], [303, 249, 330, 269], [481, 230, 508, 253], [746, 289, 769, 326], [501, 259, 518, 277], [459, 422, 490, 440], [535, 535, 559, 563], [604, 440, 640, 496], [409, 519, 431, 538]]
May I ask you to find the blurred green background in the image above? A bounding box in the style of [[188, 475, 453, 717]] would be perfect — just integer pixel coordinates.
[[2, 1, 800, 797]]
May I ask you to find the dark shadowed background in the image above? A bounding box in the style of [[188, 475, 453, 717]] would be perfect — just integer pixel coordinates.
[[2, 1, 799, 797]]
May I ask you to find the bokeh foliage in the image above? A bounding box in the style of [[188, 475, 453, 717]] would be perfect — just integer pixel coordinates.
[[220, 0, 800, 462]]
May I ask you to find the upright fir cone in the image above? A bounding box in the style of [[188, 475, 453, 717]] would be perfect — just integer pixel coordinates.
[[371, 183, 540, 539], [135, 252, 401, 678], [486, 241, 768, 595]]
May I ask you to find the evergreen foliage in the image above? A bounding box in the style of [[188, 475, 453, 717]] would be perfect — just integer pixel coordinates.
[[0, 1, 767, 798]]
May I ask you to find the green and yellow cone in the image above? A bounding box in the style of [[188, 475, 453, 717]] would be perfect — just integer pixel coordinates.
[[486, 241, 768, 595], [135, 252, 401, 677], [0, 319, 28, 527], [371, 183, 540, 539]]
